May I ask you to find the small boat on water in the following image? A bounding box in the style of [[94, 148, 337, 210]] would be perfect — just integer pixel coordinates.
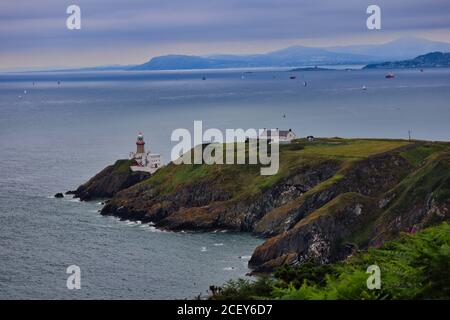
[[290, 75, 297, 80], [362, 85, 367, 91], [385, 72, 395, 79], [303, 81, 307, 87]]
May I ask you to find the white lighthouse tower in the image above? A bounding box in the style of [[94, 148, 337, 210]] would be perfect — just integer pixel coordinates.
[[129, 132, 162, 173]]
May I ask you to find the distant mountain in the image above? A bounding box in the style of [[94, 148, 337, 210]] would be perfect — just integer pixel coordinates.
[[19, 37, 450, 73], [131, 48, 376, 71], [129, 54, 255, 70], [132, 37, 450, 71], [265, 45, 375, 65], [328, 36, 450, 60], [363, 52, 450, 69]]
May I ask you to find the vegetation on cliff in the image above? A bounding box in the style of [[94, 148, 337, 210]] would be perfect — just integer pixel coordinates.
[[98, 138, 449, 271], [210, 222, 450, 300], [69, 159, 150, 201]]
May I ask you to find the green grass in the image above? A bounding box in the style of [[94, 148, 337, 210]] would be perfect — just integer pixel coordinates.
[[113, 159, 133, 174], [136, 139, 440, 203], [400, 143, 449, 166], [376, 151, 450, 230], [299, 139, 410, 159], [297, 192, 373, 227], [210, 222, 450, 300]]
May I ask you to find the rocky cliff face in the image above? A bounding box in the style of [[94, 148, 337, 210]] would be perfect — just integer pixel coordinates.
[[249, 147, 450, 271], [68, 160, 151, 201], [77, 139, 450, 272], [101, 158, 340, 231]]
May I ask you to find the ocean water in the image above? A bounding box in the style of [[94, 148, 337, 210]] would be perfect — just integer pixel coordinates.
[[0, 68, 449, 299]]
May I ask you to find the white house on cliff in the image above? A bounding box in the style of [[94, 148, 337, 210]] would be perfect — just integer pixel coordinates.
[[259, 128, 297, 144]]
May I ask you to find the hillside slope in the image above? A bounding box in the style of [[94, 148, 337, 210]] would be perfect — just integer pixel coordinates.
[[98, 138, 449, 270], [364, 52, 450, 69]]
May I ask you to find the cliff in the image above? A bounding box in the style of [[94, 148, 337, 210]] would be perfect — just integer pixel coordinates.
[[68, 159, 150, 201], [80, 139, 449, 272]]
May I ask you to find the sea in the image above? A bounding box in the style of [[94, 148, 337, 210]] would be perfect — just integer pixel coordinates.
[[0, 67, 449, 299]]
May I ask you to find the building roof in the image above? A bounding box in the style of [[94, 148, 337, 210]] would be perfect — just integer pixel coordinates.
[[261, 128, 295, 138]]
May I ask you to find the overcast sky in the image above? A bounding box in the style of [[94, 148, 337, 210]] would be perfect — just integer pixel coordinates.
[[1, 0, 450, 70]]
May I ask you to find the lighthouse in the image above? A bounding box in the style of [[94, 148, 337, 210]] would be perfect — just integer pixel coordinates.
[[136, 132, 145, 154], [129, 132, 162, 174]]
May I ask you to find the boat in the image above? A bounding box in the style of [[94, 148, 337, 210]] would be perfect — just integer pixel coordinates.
[[362, 86, 367, 90], [385, 73, 395, 79], [290, 75, 297, 80]]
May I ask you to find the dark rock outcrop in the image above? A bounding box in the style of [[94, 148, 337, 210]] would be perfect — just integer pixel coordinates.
[[70, 160, 151, 201]]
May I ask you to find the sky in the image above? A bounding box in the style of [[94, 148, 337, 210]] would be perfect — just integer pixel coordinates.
[[1, 0, 450, 70]]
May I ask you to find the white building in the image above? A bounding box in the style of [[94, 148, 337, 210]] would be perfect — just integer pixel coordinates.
[[129, 133, 162, 174], [259, 128, 297, 144]]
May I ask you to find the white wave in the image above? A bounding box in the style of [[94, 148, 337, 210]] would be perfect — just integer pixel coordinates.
[[201, 246, 207, 252], [213, 243, 224, 246], [239, 255, 251, 260], [138, 224, 165, 233], [223, 267, 235, 271], [147, 226, 164, 233]]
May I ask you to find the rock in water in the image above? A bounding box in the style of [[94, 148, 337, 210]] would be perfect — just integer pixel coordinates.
[[70, 159, 151, 201], [54, 193, 64, 198]]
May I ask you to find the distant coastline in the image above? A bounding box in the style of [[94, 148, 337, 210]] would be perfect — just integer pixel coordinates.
[[6, 36, 450, 73], [364, 52, 450, 69]]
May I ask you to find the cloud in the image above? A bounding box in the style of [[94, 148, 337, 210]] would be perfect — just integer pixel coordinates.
[[1, 0, 450, 69]]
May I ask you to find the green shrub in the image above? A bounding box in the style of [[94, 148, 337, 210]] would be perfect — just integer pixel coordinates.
[[211, 222, 450, 300]]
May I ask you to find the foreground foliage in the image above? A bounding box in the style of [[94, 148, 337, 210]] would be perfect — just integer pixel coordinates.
[[211, 222, 450, 300]]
